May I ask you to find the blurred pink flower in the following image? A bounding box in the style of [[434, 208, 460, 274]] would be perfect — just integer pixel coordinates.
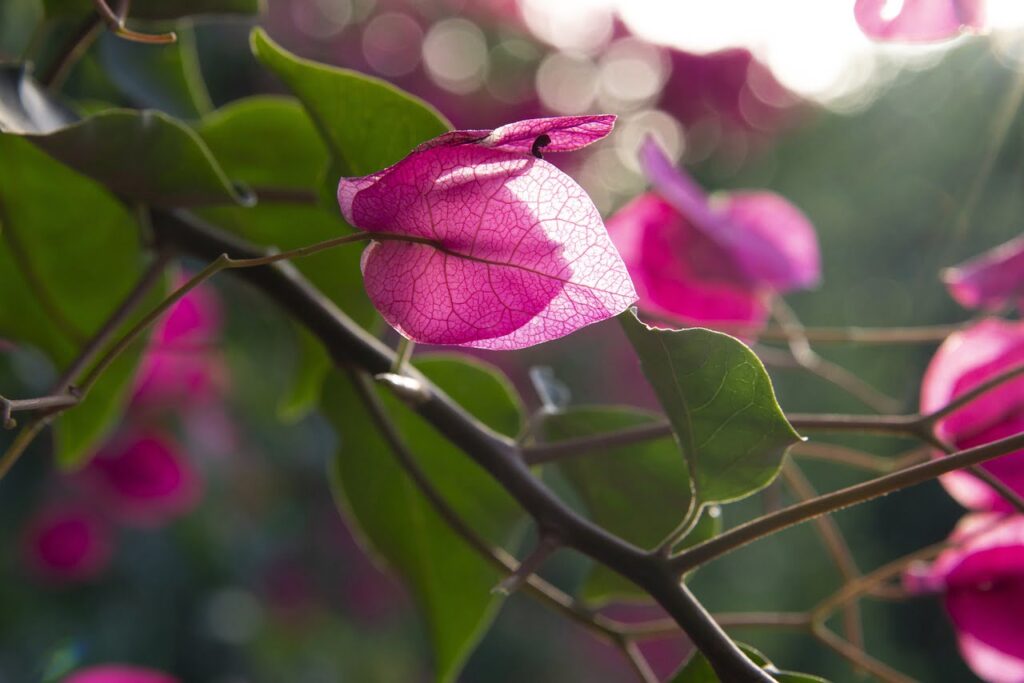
[[63, 665, 178, 683], [922, 319, 1024, 511], [337, 116, 636, 349], [21, 503, 113, 583], [855, 0, 986, 42], [608, 137, 819, 330], [132, 282, 226, 409], [944, 235, 1024, 314], [81, 430, 202, 527], [904, 514, 1024, 683], [658, 48, 801, 137]]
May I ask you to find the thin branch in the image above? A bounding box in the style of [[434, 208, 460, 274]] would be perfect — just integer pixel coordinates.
[[922, 363, 1024, 425], [768, 298, 902, 414], [780, 461, 863, 653], [812, 624, 916, 683], [154, 210, 775, 683], [671, 430, 1024, 573], [39, 12, 104, 89], [623, 641, 659, 683]]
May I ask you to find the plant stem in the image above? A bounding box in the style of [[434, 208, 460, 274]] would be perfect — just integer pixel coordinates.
[[154, 210, 777, 683], [670, 431, 1024, 573], [812, 624, 915, 683]]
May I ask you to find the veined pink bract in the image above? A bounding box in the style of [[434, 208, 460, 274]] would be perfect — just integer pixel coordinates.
[[337, 116, 637, 350], [922, 319, 1024, 511], [904, 514, 1024, 683], [608, 137, 819, 331], [855, 0, 986, 42]]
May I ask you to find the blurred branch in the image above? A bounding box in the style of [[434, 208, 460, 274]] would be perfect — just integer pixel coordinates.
[[812, 624, 916, 683], [780, 461, 863, 653], [768, 298, 902, 414], [38, 12, 104, 89]]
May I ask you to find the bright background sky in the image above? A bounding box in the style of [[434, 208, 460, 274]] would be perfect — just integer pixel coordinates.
[[520, 0, 1024, 106]]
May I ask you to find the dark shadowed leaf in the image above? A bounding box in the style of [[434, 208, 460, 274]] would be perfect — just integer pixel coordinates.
[[249, 28, 449, 180], [0, 135, 154, 467], [98, 28, 213, 119], [323, 355, 524, 683], [542, 406, 719, 603], [26, 108, 250, 206], [620, 310, 801, 505], [42, 0, 260, 19]]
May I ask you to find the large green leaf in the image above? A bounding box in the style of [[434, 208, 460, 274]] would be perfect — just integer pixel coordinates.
[[0, 0, 42, 58], [323, 356, 524, 683], [249, 28, 449, 179], [195, 96, 375, 418], [542, 406, 719, 603], [42, 0, 260, 20], [672, 643, 828, 682], [98, 28, 212, 119], [0, 135, 153, 467], [620, 310, 801, 505], [23, 108, 249, 206]]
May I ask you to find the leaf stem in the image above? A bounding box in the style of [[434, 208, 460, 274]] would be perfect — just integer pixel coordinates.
[[91, 0, 177, 44]]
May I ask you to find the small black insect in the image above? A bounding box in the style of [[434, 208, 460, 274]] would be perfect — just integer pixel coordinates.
[[531, 134, 552, 159]]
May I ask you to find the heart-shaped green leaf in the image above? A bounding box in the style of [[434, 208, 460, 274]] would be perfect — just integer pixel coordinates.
[[621, 310, 802, 505]]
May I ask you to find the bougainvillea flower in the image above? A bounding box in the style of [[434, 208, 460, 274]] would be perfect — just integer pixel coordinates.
[[943, 235, 1024, 313], [81, 430, 201, 527], [132, 281, 226, 409], [855, 0, 986, 42], [607, 137, 819, 329], [63, 665, 179, 683], [921, 319, 1024, 511], [21, 503, 113, 583], [337, 115, 637, 350], [904, 514, 1024, 683]]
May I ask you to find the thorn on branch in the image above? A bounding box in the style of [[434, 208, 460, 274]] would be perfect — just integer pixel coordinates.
[[492, 533, 561, 596]]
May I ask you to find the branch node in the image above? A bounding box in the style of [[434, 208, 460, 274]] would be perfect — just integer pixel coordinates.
[[374, 372, 431, 404], [492, 533, 561, 596]]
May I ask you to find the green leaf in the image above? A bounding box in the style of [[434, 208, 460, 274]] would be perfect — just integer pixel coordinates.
[[323, 355, 524, 683], [98, 27, 212, 119], [0, 0, 43, 59], [0, 135, 153, 467], [672, 643, 828, 682], [195, 96, 375, 411], [42, 0, 260, 20], [277, 325, 329, 423], [620, 310, 802, 505], [23, 108, 250, 206], [541, 406, 719, 603], [249, 28, 449, 179]]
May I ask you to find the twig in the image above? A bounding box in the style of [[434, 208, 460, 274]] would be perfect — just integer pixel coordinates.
[[670, 430, 1024, 573], [781, 462, 863, 653], [39, 12, 104, 89], [812, 624, 916, 683], [623, 641, 659, 683]]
